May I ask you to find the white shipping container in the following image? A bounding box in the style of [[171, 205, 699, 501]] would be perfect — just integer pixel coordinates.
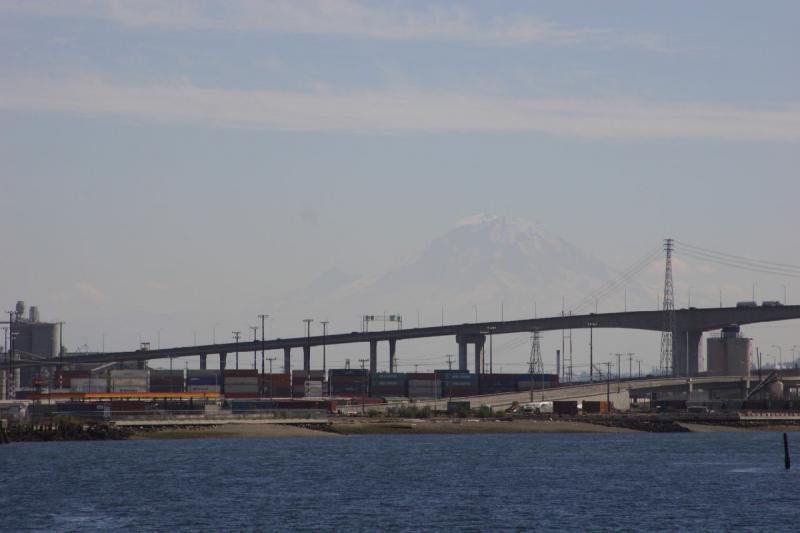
[[305, 381, 323, 398], [111, 378, 148, 386], [110, 370, 148, 379], [71, 378, 107, 393]]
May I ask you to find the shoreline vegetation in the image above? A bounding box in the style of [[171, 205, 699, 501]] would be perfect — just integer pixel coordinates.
[[4, 417, 800, 443]]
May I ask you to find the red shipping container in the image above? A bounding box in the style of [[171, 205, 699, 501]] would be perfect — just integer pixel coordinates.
[[553, 401, 579, 415], [583, 401, 611, 414]]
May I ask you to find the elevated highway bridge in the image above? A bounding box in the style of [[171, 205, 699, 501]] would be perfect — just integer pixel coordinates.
[[5, 305, 800, 378]]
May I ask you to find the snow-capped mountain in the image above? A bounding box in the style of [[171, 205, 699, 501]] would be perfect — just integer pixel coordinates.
[[278, 214, 644, 325]]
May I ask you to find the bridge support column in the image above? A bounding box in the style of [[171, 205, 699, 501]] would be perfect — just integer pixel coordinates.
[[458, 341, 468, 371], [389, 339, 397, 373], [199, 354, 207, 370], [219, 352, 227, 395], [369, 340, 378, 374], [456, 334, 486, 373], [474, 338, 485, 375], [303, 345, 311, 373], [283, 347, 291, 374], [673, 329, 703, 377]]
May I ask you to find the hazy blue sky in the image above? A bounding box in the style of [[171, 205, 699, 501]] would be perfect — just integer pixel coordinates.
[[1, 1, 799, 366]]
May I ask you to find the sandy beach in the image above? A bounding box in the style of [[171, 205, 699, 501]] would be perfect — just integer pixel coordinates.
[[128, 418, 639, 440]]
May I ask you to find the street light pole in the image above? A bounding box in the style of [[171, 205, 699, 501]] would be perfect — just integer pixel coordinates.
[[267, 356, 275, 402], [258, 314, 270, 396], [250, 326, 259, 370], [772, 344, 783, 370], [232, 331, 241, 369], [303, 319, 313, 377], [588, 322, 598, 383], [320, 320, 329, 376]]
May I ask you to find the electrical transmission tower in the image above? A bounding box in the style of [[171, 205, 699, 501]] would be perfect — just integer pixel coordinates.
[[528, 330, 543, 375], [659, 238, 676, 376], [528, 331, 543, 402]]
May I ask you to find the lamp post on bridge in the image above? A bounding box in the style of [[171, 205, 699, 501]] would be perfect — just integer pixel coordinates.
[[232, 331, 241, 370], [250, 326, 259, 370], [587, 321, 598, 383], [258, 314, 270, 396], [772, 345, 783, 370]]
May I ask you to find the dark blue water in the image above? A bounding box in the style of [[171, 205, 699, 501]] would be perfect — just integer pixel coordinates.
[[1, 432, 798, 531]]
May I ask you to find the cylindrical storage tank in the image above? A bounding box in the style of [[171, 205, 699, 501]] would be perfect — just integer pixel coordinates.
[[768, 381, 785, 400], [15, 301, 25, 317], [29, 306, 39, 323]]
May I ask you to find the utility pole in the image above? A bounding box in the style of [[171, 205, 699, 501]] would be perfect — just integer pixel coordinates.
[[445, 354, 455, 370], [303, 318, 313, 377], [588, 321, 598, 382], [627, 353, 634, 378], [258, 314, 270, 395], [232, 331, 241, 370], [636, 359, 642, 378], [488, 325, 496, 374], [615, 353, 622, 385], [603, 361, 613, 411], [250, 326, 259, 370], [320, 320, 329, 376], [267, 356, 276, 401], [358, 358, 368, 414]]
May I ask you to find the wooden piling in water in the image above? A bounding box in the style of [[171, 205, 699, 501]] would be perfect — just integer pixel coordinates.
[[784, 433, 791, 470]]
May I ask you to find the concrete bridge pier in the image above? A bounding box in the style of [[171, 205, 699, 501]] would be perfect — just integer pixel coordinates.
[[283, 347, 291, 374], [673, 329, 703, 377], [199, 354, 207, 370], [219, 352, 227, 395], [458, 340, 468, 371], [456, 334, 486, 374], [474, 337, 485, 375], [389, 339, 397, 373], [369, 340, 378, 374], [303, 345, 311, 373]]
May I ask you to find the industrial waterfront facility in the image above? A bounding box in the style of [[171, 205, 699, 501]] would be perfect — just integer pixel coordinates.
[[3, 295, 800, 427]]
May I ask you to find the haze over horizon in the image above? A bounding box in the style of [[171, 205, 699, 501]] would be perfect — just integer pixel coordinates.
[[2, 1, 799, 372]]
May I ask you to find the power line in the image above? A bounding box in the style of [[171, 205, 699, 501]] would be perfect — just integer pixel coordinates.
[[570, 246, 662, 313], [675, 240, 800, 272], [677, 247, 800, 278]]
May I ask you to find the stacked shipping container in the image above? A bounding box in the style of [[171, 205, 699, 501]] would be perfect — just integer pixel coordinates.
[[259, 374, 291, 397], [149, 369, 184, 393], [369, 373, 407, 397], [436, 370, 479, 397], [225, 369, 259, 398], [329, 368, 368, 398], [479, 373, 558, 394], [186, 370, 220, 393], [407, 374, 441, 399], [110, 369, 148, 393], [53, 370, 90, 389], [292, 370, 325, 398]]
